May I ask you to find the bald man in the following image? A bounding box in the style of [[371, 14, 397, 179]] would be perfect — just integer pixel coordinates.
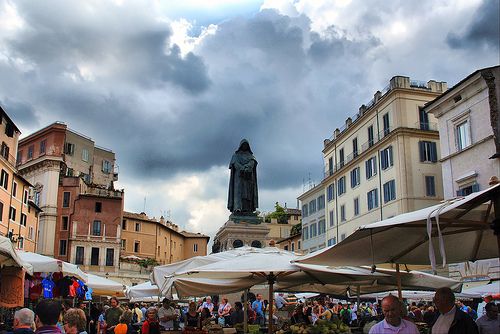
[[369, 295, 419, 334]]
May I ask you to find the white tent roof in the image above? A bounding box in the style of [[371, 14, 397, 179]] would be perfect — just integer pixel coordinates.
[[18, 251, 87, 281], [86, 273, 125, 297], [126, 281, 160, 299], [461, 282, 500, 298], [296, 184, 500, 269], [0, 236, 33, 275]]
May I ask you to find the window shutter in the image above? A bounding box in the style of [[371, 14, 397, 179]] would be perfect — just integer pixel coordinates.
[[472, 184, 480, 192], [365, 160, 370, 178], [456, 189, 462, 196], [419, 142, 425, 162], [389, 146, 393, 166], [430, 142, 437, 162]]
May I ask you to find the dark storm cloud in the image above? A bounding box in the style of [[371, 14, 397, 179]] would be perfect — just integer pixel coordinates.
[[0, 98, 40, 128], [446, 0, 500, 50]]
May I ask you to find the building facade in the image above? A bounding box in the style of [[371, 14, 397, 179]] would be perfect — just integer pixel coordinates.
[[299, 76, 448, 252], [298, 184, 326, 253], [265, 207, 301, 242], [424, 66, 500, 282], [276, 232, 302, 254], [0, 107, 42, 252], [121, 211, 209, 265], [17, 122, 119, 256], [424, 66, 500, 198]]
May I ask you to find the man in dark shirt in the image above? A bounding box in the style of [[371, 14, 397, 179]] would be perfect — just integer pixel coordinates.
[[230, 302, 245, 325], [104, 297, 123, 334]]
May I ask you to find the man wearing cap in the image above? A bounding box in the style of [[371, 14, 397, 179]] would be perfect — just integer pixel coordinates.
[[158, 298, 176, 330]]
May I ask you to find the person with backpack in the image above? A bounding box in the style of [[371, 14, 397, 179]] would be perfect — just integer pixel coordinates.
[[131, 304, 142, 324], [340, 303, 352, 325], [320, 303, 338, 322]]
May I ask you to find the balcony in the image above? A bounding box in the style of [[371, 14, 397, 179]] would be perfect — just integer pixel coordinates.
[[0, 151, 17, 169]]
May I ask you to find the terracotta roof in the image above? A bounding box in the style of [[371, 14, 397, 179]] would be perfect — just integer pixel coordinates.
[[123, 211, 156, 223], [179, 231, 210, 239], [276, 232, 302, 244]]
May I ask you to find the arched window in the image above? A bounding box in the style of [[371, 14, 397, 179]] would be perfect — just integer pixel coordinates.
[[233, 239, 244, 248], [251, 240, 262, 248]]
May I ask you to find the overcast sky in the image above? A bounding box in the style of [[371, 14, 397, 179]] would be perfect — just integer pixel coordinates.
[[1, 0, 498, 241]]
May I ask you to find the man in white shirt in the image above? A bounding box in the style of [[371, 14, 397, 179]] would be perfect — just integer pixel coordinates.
[[476, 302, 499, 334], [158, 298, 176, 330], [431, 287, 478, 334], [369, 295, 419, 334]]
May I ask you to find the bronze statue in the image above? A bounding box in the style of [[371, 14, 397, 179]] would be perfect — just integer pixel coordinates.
[[227, 139, 258, 214]]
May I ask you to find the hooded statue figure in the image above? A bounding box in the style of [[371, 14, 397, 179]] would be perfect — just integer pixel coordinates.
[[228, 139, 258, 214]]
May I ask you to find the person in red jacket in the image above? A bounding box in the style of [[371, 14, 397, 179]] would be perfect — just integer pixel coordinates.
[[141, 308, 160, 334]]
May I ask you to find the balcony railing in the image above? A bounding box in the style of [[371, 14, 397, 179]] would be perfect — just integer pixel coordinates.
[[323, 122, 437, 179]]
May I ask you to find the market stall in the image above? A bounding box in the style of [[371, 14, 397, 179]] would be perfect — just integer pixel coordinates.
[[86, 273, 125, 297]]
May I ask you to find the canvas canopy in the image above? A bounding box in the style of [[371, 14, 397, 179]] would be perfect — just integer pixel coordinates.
[[18, 251, 87, 282], [0, 235, 33, 275], [86, 273, 124, 297], [296, 184, 500, 272], [461, 282, 500, 298], [126, 281, 160, 300]]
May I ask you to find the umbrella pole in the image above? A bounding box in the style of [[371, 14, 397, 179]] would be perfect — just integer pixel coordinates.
[[357, 285, 361, 309], [493, 196, 500, 258], [244, 289, 248, 334], [268, 275, 274, 334], [396, 264, 402, 301]]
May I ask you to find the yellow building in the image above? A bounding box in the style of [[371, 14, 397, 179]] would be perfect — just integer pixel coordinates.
[[265, 207, 301, 242], [300, 76, 448, 252], [121, 211, 209, 265], [0, 106, 42, 251]]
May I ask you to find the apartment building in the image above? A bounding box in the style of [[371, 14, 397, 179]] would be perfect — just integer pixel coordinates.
[[121, 211, 209, 265], [276, 232, 302, 254], [0, 107, 42, 252], [298, 184, 326, 253], [17, 122, 119, 256], [424, 65, 500, 281], [265, 207, 301, 242], [298, 76, 448, 252]]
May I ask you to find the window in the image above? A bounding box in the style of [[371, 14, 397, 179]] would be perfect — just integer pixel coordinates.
[[457, 184, 480, 196], [91, 247, 99, 266], [367, 188, 379, 210], [59, 240, 67, 256], [456, 120, 471, 150], [28, 226, 34, 240], [329, 210, 335, 227], [106, 249, 114, 266], [366, 156, 377, 179], [40, 139, 47, 154], [350, 167, 360, 188], [298, 241, 301, 249], [63, 192, 70, 207], [1, 169, 9, 189], [62, 216, 69, 230], [251, 240, 262, 248], [135, 222, 141, 232], [95, 202, 102, 213], [354, 197, 360, 216], [34, 191, 40, 206], [353, 138, 358, 158], [317, 195, 325, 210], [327, 184, 334, 201], [368, 125, 374, 147], [82, 148, 89, 162], [16, 150, 22, 164], [381, 146, 393, 170], [302, 227, 309, 240], [340, 205, 346, 222], [66, 168, 74, 177], [310, 223, 317, 237], [284, 245, 289, 251], [23, 189, 28, 204], [302, 205, 308, 217], [193, 243, 198, 252], [291, 242, 295, 251], [134, 241, 140, 253], [419, 141, 438, 162], [92, 220, 102, 236], [64, 143, 75, 155], [425, 176, 436, 197], [383, 180, 396, 203], [308, 200, 316, 214], [9, 206, 16, 221], [328, 237, 336, 247], [27, 145, 34, 160], [120, 239, 126, 250], [102, 160, 112, 173], [337, 176, 346, 196], [122, 219, 127, 230], [383, 113, 390, 136], [318, 219, 326, 234], [12, 182, 17, 197], [328, 157, 334, 176], [419, 108, 430, 130], [1, 142, 9, 160], [339, 148, 345, 168], [20, 213, 27, 226], [18, 237, 24, 249], [75, 247, 84, 265], [341, 233, 346, 241]]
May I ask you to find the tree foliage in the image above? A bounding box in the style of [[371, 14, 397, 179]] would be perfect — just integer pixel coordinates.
[[267, 202, 288, 224]]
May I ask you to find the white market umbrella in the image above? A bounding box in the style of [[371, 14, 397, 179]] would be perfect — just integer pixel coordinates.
[[18, 251, 87, 282], [461, 282, 500, 298], [86, 273, 125, 297], [127, 281, 160, 300], [0, 235, 33, 274]]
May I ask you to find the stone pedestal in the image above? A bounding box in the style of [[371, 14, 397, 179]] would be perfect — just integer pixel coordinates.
[[213, 219, 270, 253]]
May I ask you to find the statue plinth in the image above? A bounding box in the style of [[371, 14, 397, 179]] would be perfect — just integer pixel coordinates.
[[229, 212, 262, 224]]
